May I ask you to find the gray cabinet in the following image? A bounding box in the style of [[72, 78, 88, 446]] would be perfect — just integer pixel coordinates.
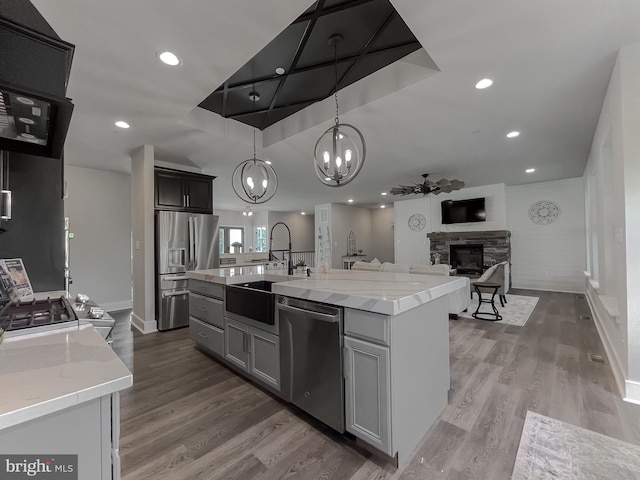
[[344, 336, 392, 455], [189, 279, 225, 355], [189, 292, 224, 328], [189, 318, 224, 357], [224, 317, 280, 391], [224, 318, 249, 370], [249, 329, 280, 390]]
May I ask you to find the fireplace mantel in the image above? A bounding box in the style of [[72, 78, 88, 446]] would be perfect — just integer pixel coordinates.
[[427, 230, 511, 270]]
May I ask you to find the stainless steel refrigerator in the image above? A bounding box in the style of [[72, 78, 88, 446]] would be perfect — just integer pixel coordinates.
[[155, 211, 220, 330]]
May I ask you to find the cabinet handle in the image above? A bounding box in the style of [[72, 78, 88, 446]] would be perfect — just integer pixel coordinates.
[[183, 194, 187, 207], [186, 194, 190, 207], [198, 332, 208, 339], [343, 347, 349, 379]]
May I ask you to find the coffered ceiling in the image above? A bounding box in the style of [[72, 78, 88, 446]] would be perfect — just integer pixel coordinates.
[[29, 0, 640, 212]]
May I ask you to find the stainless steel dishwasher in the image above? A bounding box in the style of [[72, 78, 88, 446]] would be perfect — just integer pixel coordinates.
[[276, 295, 344, 433]]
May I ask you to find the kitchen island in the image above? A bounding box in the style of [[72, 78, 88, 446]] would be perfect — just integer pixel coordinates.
[[0, 322, 132, 479], [186, 266, 465, 467]]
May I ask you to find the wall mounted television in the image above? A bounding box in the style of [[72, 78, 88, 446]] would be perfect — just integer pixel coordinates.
[[441, 197, 486, 224]]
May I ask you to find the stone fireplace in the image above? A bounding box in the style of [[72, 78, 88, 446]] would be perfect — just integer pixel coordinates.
[[427, 230, 511, 280]]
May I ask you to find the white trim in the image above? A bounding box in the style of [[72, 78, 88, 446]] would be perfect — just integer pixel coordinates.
[[510, 284, 582, 294], [585, 289, 626, 398], [624, 380, 640, 404], [102, 299, 133, 312], [131, 313, 157, 334]]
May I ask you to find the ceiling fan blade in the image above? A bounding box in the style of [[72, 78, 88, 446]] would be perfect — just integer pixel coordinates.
[[436, 178, 451, 186]]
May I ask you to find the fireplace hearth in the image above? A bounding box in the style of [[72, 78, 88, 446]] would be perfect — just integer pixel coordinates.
[[450, 244, 484, 275]]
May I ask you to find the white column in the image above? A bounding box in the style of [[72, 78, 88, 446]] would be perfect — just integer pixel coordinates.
[[131, 145, 157, 333]]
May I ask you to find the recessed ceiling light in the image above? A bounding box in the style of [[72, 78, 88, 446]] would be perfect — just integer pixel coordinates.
[[380, 205, 386, 209], [381, 192, 387, 196], [475, 78, 494, 89], [301, 212, 306, 215], [265, 160, 272, 165], [347, 199, 354, 203], [526, 168, 536, 173], [115, 121, 130, 129], [19, 117, 35, 125], [275, 67, 285, 75], [157, 51, 182, 66], [506, 131, 520, 138]]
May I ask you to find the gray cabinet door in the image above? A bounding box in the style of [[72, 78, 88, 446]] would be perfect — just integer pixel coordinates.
[[344, 336, 392, 455], [248, 328, 280, 391], [224, 318, 249, 370]]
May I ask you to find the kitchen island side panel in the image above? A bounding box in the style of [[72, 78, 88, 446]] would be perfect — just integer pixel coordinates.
[[390, 295, 450, 467]]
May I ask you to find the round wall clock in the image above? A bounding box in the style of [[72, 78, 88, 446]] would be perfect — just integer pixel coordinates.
[[528, 201, 560, 225], [408, 213, 426, 231]]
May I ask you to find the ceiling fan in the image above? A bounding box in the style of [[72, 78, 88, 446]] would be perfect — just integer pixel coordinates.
[[389, 174, 465, 196]]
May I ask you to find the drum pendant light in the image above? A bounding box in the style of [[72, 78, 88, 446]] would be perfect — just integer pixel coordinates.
[[313, 35, 366, 187], [232, 91, 278, 204]]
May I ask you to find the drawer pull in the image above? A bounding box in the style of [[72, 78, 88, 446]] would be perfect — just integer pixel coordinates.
[[199, 307, 207, 311], [198, 332, 208, 339]]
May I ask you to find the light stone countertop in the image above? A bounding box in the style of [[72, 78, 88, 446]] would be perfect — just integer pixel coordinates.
[[0, 323, 133, 431], [186, 267, 466, 315]]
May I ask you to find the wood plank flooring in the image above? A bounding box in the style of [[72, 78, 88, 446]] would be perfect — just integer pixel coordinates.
[[109, 289, 640, 479]]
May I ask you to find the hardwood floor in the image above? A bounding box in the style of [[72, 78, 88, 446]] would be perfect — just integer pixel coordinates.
[[109, 290, 640, 479]]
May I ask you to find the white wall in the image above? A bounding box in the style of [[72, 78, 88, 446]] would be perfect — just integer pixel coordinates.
[[583, 44, 640, 402], [64, 166, 132, 310], [394, 196, 430, 265], [268, 211, 315, 252], [329, 204, 373, 269], [393, 184, 507, 265], [506, 178, 586, 293], [370, 207, 394, 263]]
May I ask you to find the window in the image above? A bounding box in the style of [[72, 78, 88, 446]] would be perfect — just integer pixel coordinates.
[[219, 227, 245, 253], [255, 226, 267, 253]]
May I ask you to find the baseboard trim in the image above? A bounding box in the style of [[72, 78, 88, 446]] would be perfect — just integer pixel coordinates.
[[131, 312, 157, 334], [102, 299, 133, 312], [624, 380, 640, 405], [511, 283, 582, 294], [585, 289, 626, 398]]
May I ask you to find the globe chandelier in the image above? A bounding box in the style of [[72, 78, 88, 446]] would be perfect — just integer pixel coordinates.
[[242, 206, 253, 216], [232, 90, 278, 204], [313, 34, 366, 187]]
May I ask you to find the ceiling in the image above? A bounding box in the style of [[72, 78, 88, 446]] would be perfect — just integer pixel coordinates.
[[29, 0, 640, 213], [198, 0, 421, 130]]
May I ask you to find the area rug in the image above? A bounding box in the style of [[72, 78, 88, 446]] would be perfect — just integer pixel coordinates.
[[459, 294, 538, 326], [512, 411, 640, 479]]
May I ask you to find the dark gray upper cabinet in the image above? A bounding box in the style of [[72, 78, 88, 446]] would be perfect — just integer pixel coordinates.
[[154, 167, 215, 213]]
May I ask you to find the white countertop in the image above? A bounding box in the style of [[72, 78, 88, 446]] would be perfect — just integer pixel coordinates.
[[186, 267, 466, 315], [0, 323, 133, 431], [186, 265, 307, 284]]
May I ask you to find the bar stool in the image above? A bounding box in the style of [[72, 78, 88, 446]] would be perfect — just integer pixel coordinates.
[[471, 281, 503, 321]]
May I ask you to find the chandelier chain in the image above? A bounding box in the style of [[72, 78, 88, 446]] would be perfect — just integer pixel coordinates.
[[333, 42, 339, 125], [252, 87, 257, 160]]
